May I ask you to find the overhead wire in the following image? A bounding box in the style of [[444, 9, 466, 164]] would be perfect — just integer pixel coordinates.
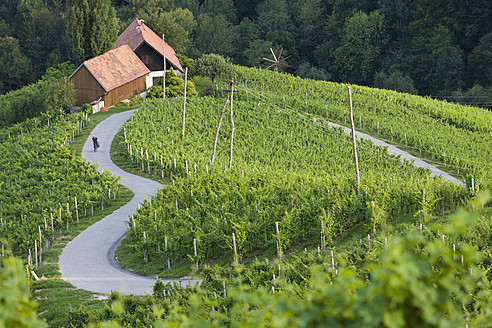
[[235, 82, 492, 174]]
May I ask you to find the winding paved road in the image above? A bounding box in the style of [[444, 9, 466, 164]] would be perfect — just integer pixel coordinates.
[[59, 110, 463, 296], [59, 110, 196, 296]]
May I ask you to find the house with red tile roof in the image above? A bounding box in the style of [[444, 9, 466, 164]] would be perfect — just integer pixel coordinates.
[[69, 44, 150, 109], [115, 18, 184, 86]]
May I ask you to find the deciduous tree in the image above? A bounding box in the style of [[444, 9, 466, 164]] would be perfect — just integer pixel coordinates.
[[0, 37, 32, 93], [193, 53, 233, 82], [333, 10, 386, 85]]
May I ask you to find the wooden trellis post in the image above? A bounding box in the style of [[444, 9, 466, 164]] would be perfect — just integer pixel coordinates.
[[347, 86, 360, 196], [182, 67, 188, 136], [211, 95, 230, 165], [229, 79, 235, 168]]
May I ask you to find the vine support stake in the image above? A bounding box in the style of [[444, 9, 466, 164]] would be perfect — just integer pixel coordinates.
[[229, 78, 235, 168], [422, 188, 425, 222], [275, 222, 282, 258], [232, 232, 238, 264], [193, 238, 198, 270], [34, 240, 38, 269], [331, 250, 335, 272], [347, 86, 360, 196], [182, 67, 188, 136], [75, 196, 78, 222]]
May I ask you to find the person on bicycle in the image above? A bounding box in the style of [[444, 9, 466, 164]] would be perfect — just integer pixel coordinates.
[[92, 136, 99, 152]]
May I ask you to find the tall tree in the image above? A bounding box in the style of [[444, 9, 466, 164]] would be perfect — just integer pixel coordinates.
[[333, 10, 386, 85], [149, 8, 196, 55], [313, 13, 343, 73], [200, 0, 237, 24], [410, 0, 491, 54], [116, 0, 170, 23], [378, 0, 415, 45], [256, 0, 296, 55], [295, 0, 324, 63], [234, 17, 260, 65], [405, 25, 464, 95], [66, 0, 119, 63], [233, 0, 262, 21], [0, 37, 32, 93], [468, 32, 492, 88], [193, 13, 237, 58]]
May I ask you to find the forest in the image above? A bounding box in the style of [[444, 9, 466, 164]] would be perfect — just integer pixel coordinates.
[[0, 0, 491, 107]]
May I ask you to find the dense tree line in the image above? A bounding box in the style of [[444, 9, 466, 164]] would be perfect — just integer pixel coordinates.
[[1, 0, 491, 106]]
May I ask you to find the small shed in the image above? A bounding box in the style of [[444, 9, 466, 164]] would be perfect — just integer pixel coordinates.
[[115, 18, 184, 84], [69, 44, 150, 108]]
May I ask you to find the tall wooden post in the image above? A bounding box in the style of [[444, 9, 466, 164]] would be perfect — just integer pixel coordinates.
[[182, 67, 188, 136], [347, 86, 360, 196], [211, 95, 230, 165], [162, 34, 166, 99], [229, 79, 235, 168]]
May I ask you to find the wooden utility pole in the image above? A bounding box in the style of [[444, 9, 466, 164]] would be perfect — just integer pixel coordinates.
[[211, 95, 230, 165], [347, 86, 360, 196], [162, 34, 166, 99], [229, 79, 235, 168], [182, 67, 188, 136]]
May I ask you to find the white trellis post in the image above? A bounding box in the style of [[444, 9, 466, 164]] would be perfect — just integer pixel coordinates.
[[162, 34, 166, 99]]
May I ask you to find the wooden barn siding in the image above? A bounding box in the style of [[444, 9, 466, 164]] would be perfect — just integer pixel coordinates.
[[70, 66, 105, 106], [135, 43, 174, 72], [103, 75, 147, 107]]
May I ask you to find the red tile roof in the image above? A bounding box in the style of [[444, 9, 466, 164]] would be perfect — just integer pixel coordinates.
[[76, 45, 150, 92], [115, 18, 184, 73]]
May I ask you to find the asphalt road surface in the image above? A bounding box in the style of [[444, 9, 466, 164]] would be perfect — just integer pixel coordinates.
[[59, 110, 197, 296]]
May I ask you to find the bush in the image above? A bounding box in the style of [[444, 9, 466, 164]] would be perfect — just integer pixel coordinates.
[[0, 256, 47, 327], [374, 70, 418, 94], [147, 69, 198, 99], [192, 53, 234, 82], [296, 62, 331, 81], [0, 63, 76, 127]]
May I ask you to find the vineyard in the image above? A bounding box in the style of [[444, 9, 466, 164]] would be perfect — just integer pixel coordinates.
[[232, 66, 492, 185], [120, 94, 469, 273], [70, 195, 492, 327], [92, 66, 492, 327], [0, 109, 120, 264], [1, 64, 491, 327]]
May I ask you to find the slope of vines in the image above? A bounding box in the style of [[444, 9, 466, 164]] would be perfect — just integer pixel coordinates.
[[0, 111, 120, 257], [71, 196, 492, 328], [120, 97, 468, 268], [233, 66, 492, 185]]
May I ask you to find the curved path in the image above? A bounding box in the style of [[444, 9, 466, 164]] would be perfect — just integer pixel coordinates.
[[326, 122, 463, 186], [59, 110, 463, 296], [59, 110, 197, 296]]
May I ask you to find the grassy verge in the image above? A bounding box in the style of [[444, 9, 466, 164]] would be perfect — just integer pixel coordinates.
[[193, 76, 213, 95], [32, 105, 136, 327], [110, 125, 172, 185], [69, 102, 139, 155], [31, 185, 134, 327]]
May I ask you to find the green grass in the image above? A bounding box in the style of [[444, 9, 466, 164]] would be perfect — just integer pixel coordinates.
[[31, 185, 133, 327], [31, 105, 137, 327], [192, 76, 213, 95], [69, 102, 139, 155], [110, 126, 172, 185]]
